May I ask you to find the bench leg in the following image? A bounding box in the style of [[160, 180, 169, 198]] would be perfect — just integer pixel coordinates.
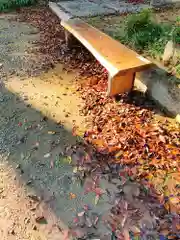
[[65, 30, 73, 47], [107, 71, 135, 96], [64, 30, 79, 48]]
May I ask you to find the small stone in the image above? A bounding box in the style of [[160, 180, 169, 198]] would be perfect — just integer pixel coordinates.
[[162, 40, 174, 66], [44, 153, 51, 158], [175, 114, 180, 124]]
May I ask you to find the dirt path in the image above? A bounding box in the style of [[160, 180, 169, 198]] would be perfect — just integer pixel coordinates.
[[0, 11, 126, 240], [0, 12, 84, 239]]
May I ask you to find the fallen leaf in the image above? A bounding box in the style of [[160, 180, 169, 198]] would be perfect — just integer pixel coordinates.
[[69, 192, 76, 200], [94, 194, 100, 205]]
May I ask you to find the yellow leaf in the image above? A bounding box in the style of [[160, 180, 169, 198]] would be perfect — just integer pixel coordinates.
[[48, 131, 56, 135], [69, 192, 76, 200]]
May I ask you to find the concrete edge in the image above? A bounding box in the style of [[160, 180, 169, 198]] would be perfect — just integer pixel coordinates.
[[135, 72, 180, 124], [49, 2, 73, 21]]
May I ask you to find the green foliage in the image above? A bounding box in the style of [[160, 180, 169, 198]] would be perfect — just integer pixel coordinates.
[[0, 0, 36, 12], [176, 64, 180, 76], [147, 37, 167, 58], [172, 25, 180, 45], [123, 9, 169, 52], [117, 9, 180, 66], [126, 9, 161, 39]]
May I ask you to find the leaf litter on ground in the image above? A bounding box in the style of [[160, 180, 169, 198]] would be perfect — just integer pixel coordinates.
[[16, 6, 180, 240]]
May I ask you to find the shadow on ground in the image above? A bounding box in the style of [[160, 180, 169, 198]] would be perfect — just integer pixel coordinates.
[[0, 79, 169, 239]]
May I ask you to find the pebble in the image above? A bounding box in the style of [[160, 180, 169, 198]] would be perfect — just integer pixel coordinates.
[[44, 153, 51, 158]]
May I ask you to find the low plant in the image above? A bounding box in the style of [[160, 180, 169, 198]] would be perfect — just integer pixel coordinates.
[[0, 0, 36, 12], [122, 9, 171, 53], [172, 24, 180, 45], [176, 64, 180, 76]]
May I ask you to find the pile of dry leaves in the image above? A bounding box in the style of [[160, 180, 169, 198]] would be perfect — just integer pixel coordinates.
[[17, 6, 180, 239]]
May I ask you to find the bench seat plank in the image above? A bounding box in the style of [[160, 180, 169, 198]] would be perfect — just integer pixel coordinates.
[[61, 18, 152, 96], [61, 18, 151, 76]]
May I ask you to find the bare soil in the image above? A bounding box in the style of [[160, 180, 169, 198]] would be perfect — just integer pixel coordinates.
[[0, 12, 85, 240]]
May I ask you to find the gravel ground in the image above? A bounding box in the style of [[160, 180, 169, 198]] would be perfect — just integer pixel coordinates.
[[0, 12, 82, 240]]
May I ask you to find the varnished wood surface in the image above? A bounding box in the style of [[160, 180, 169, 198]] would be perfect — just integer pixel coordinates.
[[61, 18, 152, 75]]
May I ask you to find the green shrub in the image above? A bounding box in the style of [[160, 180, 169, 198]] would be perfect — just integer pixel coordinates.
[[176, 64, 180, 76], [172, 23, 180, 45], [123, 9, 170, 52], [0, 0, 36, 12]]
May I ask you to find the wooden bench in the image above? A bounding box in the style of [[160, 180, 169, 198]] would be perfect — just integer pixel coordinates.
[[61, 18, 153, 96]]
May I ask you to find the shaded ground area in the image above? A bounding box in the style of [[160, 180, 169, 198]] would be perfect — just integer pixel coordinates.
[[0, 13, 40, 78], [0, 5, 179, 240]]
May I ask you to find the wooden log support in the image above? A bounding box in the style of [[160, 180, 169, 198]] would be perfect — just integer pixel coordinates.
[[107, 71, 135, 96]]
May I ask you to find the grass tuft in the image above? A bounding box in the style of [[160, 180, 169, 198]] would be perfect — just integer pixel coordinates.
[[116, 9, 179, 60], [0, 0, 36, 12], [122, 10, 171, 53]]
